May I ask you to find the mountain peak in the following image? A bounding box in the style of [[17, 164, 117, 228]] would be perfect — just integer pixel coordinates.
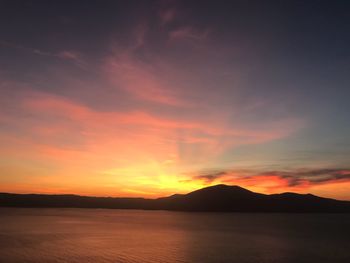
[[185, 184, 254, 198], [197, 184, 251, 192]]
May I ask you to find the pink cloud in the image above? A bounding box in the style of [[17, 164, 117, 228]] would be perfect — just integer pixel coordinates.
[[105, 53, 187, 106]]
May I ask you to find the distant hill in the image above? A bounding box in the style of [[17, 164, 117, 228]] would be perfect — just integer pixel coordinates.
[[1, 184, 350, 212]]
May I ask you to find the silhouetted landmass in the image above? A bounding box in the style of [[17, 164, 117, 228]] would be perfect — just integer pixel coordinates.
[[1, 184, 350, 212]]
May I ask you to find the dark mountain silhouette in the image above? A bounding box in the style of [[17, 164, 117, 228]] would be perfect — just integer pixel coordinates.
[[1, 184, 350, 212]]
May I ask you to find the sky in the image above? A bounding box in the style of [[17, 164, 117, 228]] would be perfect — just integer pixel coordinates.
[[0, 0, 350, 199]]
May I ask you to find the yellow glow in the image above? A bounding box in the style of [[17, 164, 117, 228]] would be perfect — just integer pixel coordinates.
[[101, 159, 206, 197]]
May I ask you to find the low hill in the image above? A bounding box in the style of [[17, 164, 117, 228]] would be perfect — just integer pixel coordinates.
[[1, 184, 349, 212]]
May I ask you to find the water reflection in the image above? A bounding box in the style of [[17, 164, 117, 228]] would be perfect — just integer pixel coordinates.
[[0, 208, 349, 262]]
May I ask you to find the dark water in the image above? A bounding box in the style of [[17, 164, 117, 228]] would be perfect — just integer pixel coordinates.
[[0, 208, 349, 263]]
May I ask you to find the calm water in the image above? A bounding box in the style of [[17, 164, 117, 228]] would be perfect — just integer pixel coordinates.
[[0, 208, 349, 263]]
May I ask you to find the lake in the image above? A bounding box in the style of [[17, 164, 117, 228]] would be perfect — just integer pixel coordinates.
[[0, 208, 349, 263]]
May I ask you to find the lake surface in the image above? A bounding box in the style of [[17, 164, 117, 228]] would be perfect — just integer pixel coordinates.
[[0, 208, 349, 263]]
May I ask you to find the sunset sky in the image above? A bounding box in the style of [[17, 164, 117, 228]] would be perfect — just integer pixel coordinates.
[[1, 0, 350, 200]]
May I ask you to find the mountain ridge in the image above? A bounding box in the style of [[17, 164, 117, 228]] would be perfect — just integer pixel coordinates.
[[1, 184, 349, 213]]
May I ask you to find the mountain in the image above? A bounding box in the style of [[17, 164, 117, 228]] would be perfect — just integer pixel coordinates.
[[1, 184, 350, 212], [155, 184, 350, 212]]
